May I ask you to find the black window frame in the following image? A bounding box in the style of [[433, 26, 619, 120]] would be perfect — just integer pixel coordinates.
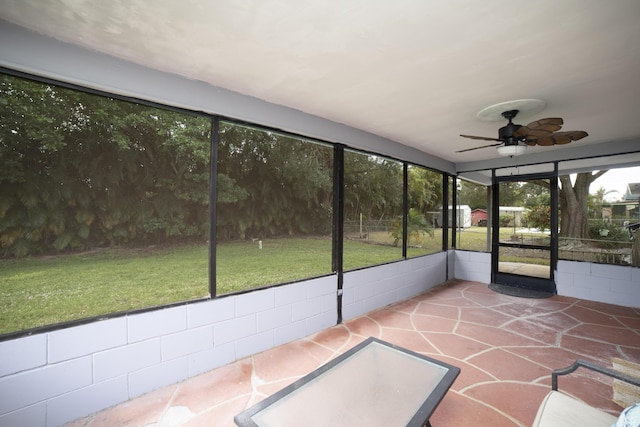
[[0, 67, 449, 340]]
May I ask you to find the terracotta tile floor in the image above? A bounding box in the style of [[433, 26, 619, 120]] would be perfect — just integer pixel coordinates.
[[68, 280, 640, 427]]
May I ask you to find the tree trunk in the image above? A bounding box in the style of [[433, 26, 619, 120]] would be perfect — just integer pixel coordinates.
[[559, 171, 608, 239]]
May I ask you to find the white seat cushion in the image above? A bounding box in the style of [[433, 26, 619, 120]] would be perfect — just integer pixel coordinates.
[[532, 391, 617, 427]]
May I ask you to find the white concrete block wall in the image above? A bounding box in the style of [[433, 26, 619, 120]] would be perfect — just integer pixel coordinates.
[[0, 275, 337, 427], [556, 260, 640, 307], [342, 252, 447, 320], [454, 250, 491, 283], [5, 254, 634, 427]]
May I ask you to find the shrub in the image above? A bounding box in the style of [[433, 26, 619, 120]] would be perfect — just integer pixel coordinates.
[[588, 220, 630, 248]]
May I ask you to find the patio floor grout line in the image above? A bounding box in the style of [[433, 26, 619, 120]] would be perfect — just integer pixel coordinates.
[[66, 280, 640, 427]]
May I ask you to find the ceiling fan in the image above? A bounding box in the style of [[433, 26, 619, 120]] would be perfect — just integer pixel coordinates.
[[457, 109, 588, 156]]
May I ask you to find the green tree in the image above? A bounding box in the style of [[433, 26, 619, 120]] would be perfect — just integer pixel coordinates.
[[523, 205, 551, 231], [408, 166, 442, 215], [587, 187, 615, 219], [390, 208, 433, 247], [1, 73, 212, 257], [520, 181, 549, 208], [216, 123, 333, 240], [559, 171, 608, 239], [457, 180, 488, 210], [343, 151, 402, 222]]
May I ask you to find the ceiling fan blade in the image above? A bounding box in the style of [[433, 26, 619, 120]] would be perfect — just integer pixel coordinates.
[[531, 137, 556, 146], [525, 128, 556, 139], [514, 118, 563, 138], [527, 130, 589, 146], [530, 117, 563, 128], [552, 130, 589, 144], [460, 134, 502, 142], [455, 142, 504, 153]]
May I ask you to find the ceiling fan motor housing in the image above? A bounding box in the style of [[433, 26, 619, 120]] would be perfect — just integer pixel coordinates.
[[498, 110, 522, 145], [498, 123, 522, 144]]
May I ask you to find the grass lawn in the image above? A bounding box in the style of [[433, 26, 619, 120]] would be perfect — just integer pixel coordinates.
[[0, 227, 550, 336], [216, 238, 333, 294], [370, 226, 493, 252], [1, 237, 407, 335], [0, 245, 210, 335], [454, 226, 491, 251]]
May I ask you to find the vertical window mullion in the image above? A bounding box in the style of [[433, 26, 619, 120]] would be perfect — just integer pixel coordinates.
[[451, 175, 458, 249], [402, 163, 408, 258], [442, 175, 449, 251], [333, 144, 345, 323], [210, 117, 219, 298]]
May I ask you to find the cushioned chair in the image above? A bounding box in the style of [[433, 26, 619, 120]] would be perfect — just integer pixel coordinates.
[[533, 359, 640, 427]]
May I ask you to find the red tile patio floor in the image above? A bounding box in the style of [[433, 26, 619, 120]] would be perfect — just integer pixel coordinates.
[[67, 280, 640, 427]]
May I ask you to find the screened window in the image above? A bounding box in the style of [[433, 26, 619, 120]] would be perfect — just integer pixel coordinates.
[[456, 178, 490, 252], [215, 122, 334, 294], [0, 71, 451, 337], [0, 73, 211, 335], [343, 150, 403, 269], [406, 165, 443, 257], [557, 163, 640, 267], [447, 176, 455, 249]]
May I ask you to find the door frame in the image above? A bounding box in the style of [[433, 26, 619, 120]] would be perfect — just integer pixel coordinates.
[[490, 168, 558, 294]]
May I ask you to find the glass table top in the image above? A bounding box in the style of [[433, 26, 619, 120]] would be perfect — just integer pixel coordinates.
[[235, 337, 460, 427]]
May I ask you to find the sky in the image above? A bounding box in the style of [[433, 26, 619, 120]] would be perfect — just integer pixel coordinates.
[[590, 166, 640, 202]]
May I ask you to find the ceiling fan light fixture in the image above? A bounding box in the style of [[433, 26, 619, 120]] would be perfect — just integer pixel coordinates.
[[496, 144, 527, 157]]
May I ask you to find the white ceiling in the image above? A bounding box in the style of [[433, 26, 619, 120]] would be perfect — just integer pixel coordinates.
[[1, 0, 640, 165]]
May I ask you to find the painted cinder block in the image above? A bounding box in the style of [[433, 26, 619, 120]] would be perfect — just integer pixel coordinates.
[[426, 263, 448, 285], [274, 319, 307, 346], [235, 330, 274, 359], [0, 357, 92, 415], [0, 334, 47, 377], [374, 292, 393, 309], [376, 277, 396, 296], [590, 263, 633, 281], [187, 296, 235, 328], [589, 285, 615, 303], [556, 260, 638, 307], [48, 317, 127, 363], [257, 305, 292, 332], [575, 274, 606, 291], [320, 292, 337, 313], [306, 276, 336, 299], [457, 250, 472, 262], [213, 314, 256, 345], [292, 298, 323, 321], [128, 306, 187, 343], [128, 357, 189, 398], [305, 310, 336, 334], [348, 265, 387, 285], [93, 338, 161, 382], [357, 296, 377, 315], [555, 270, 574, 288], [161, 326, 214, 361], [236, 288, 274, 317], [46, 376, 127, 427], [274, 282, 307, 306], [0, 402, 45, 427], [342, 298, 368, 320], [395, 283, 421, 301], [351, 280, 374, 302], [610, 279, 638, 296], [557, 260, 590, 275], [455, 266, 490, 283], [454, 250, 490, 283], [187, 341, 235, 377]]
